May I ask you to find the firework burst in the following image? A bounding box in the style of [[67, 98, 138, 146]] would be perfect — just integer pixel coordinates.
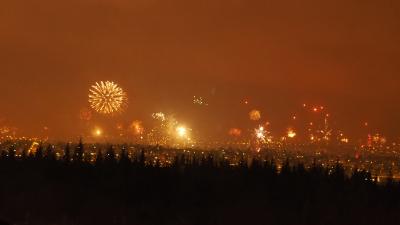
[[287, 128, 297, 138], [88, 81, 128, 114], [249, 110, 261, 121], [193, 96, 208, 106], [152, 112, 166, 121], [255, 126, 266, 141], [229, 128, 242, 137], [79, 108, 92, 121], [149, 112, 194, 147], [130, 120, 144, 135]]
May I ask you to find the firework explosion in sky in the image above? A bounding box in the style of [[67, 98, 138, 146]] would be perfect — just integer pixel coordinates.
[[88, 81, 128, 115]]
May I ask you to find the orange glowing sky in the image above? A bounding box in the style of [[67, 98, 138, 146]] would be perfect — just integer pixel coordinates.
[[0, 0, 400, 140]]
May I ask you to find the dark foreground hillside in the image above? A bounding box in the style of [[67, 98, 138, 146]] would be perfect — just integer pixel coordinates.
[[0, 146, 399, 225]]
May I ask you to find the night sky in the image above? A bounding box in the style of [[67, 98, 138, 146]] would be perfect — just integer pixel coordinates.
[[1, 0, 400, 140]]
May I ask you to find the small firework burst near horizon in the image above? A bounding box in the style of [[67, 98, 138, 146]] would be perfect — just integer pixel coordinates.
[[249, 110, 261, 121], [287, 128, 297, 138], [229, 128, 242, 137], [193, 96, 208, 106], [130, 120, 144, 136], [88, 81, 128, 115], [255, 126, 266, 141], [152, 112, 166, 121], [79, 108, 92, 121], [148, 112, 194, 147]]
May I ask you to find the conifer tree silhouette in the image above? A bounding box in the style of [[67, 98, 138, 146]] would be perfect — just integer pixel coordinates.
[[63, 143, 71, 164], [119, 146, 130, 167], [0, 150, 6, 160], [8, 145, 16, 161], [95, 149, 103, 167], [105, 145, 116, 164], [35, 144, 43, 160], [44, 144, 56, 161], [73, 139, 84, 163]]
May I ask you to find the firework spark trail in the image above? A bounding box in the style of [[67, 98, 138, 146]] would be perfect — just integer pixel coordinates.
[[89, 81, 128, 114]]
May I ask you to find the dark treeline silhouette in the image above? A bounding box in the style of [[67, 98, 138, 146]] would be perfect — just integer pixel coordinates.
[[0, 142, 400, 225]]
